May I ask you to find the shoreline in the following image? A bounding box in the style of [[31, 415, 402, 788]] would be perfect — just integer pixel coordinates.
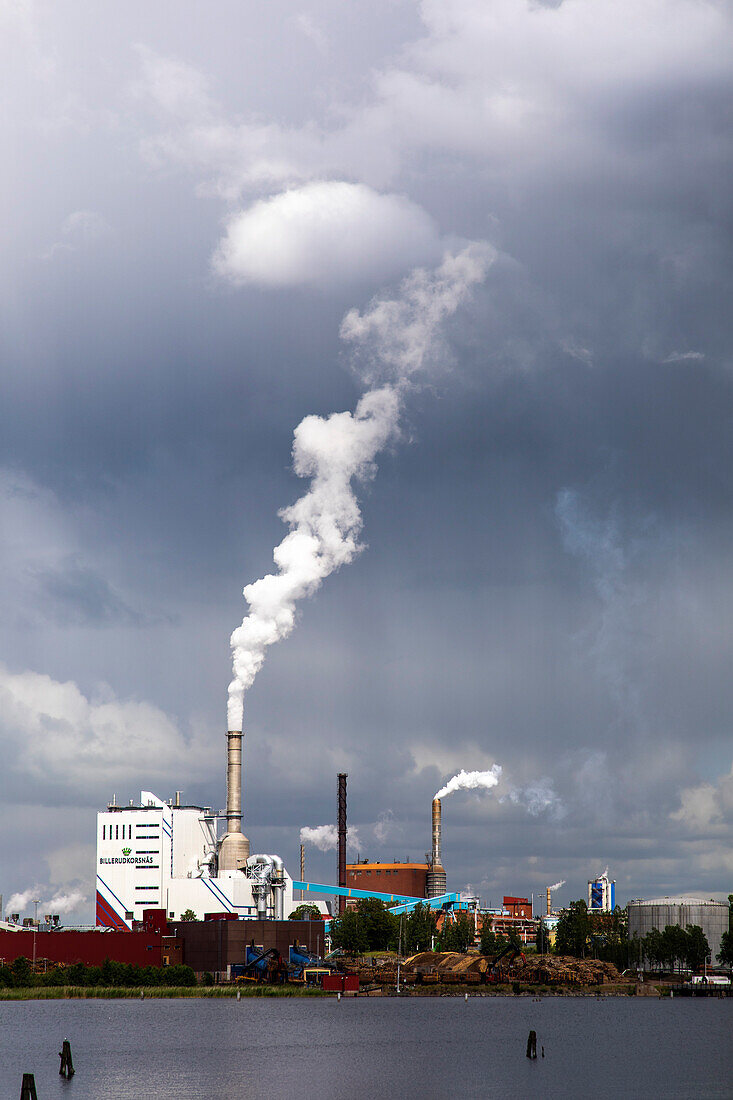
[[3, 983, 725, 1001]]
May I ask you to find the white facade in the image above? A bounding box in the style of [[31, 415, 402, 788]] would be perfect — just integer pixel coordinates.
[[96, 791, 293, 929]]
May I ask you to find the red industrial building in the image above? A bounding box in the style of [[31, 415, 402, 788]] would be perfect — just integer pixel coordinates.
[[502, 896, 533, 919], [0, 911, 180, 969], [0, 911, 331, 979], [346, 860, 428, 899], [478, 896, 538, 945]]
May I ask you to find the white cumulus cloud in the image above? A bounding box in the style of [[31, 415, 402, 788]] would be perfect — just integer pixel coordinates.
[[213, 181, 443, 289]]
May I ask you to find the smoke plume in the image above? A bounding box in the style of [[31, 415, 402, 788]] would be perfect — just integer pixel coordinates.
[[47, 890, 86, 915], [300, 824, 360, 851], [549, 880, 566, 891], [227, 244, 492, 729], [299, 825, 337, 851], [6, 887, 85, 916], [6, 887, 40, 913], [435, 765, 502, 800], [505, 781, 566, 820]]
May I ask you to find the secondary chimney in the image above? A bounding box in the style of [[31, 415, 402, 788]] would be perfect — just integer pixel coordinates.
[[426, 797, 447, 898], [218, 730, 250, 872], [338, 773, 347, 915]]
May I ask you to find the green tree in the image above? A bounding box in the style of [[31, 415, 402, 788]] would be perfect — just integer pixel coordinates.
[[180, 909, 197, 922], [354, 897, 399, 951], [329, 907, 369, 955], [554, 900, 591, 957], [438, 914, 474, 953], [289, 904, 321, 920], [480, 923, 498, 956], [404, 903, 437, 953], [717, 930, 733, 969], [587, 907, 628, 968], [684, 925, 710, 972], [11, 956, 33, 987]]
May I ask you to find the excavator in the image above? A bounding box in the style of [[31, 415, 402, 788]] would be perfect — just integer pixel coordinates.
[[231, 941, 334, 986], [485, 942, 526, 983]]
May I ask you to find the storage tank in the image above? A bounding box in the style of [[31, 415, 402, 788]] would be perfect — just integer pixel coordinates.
[[627, 897, 729, 965]]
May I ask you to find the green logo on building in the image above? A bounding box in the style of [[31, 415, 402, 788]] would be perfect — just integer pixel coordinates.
[[122, 847, 131, 856]]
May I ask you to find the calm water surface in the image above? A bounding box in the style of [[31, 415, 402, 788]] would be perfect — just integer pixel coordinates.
[[1, 996, 731, 1099]]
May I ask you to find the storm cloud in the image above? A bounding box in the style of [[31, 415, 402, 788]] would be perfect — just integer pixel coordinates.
[[1, 0, 731, 917]]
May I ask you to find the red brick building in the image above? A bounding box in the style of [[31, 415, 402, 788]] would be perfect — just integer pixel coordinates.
[[346, 861, 428, 899], [502, 896, 533, 918]]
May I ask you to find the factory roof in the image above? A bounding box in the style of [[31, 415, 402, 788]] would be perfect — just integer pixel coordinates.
[[630, 896, 726, 907], [346, 861, 428, 870]]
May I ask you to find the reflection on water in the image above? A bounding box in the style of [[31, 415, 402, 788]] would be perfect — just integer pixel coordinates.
[[1, 996, 731, 1099]]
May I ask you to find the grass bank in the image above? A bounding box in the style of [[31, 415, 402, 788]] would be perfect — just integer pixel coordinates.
[[0, 985, 329, 1000]]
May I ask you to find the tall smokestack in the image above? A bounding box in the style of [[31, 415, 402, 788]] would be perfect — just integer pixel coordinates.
[[338, 773, 347, 915], [546, 887, 552, 916], [300, 844, 305, 902], [426, 797, 447, 898], [218, 730, 250, 872]]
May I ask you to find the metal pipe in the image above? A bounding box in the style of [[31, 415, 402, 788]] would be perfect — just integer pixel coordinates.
[[218, 730, 250, 871], [226, 731, 242, 831], [426, 798, 447, 898], [432, 798, 442, 867], [338, 773, 347, 916]]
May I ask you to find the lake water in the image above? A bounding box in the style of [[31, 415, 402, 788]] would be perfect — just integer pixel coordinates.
[[1, 996, 731, 1099]]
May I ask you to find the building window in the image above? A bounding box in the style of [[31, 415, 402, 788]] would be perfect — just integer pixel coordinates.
[[102, 825, 106, 840], [115, 824, 119, 840]]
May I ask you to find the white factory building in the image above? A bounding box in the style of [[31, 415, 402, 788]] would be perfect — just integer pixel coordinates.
[[96, 732, 294, 928]]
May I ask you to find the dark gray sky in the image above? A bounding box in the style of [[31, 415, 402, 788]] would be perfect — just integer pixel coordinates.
[[1, 0, 732, 920]]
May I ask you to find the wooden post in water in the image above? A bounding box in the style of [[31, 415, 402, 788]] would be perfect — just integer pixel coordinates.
[[20, 1074, 38, 1100], [526, 1030, 537, 1059], [59, 1038, 75, 1078]]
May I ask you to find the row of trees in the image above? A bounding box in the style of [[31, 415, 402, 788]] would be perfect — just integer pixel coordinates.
[[550, 900, 629, 968], [0, 957, 197, 988], [545, 897, 733, 971], [330, 901, 525, 957], [636, 925, 710, 973], [329, 898, 437, 954], [325, 894, 733, 969]]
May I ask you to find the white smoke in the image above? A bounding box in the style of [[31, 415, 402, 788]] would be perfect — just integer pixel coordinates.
[[373, 809, 395, 843], [505, 781, 566, 820], [227, 244, 492, 729], [6, 887, 41, 914], [300, 824, 360, 851], [6, 887, 85, 916], [47, 890, 86, 915], [549, 880, 566, 891], [435, 765, 502, 800], [299, 824, 337, 850]]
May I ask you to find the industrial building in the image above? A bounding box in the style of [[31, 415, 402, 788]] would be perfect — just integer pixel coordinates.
[[588, 871, 616, 912], [0, 909, 181, 969], [96, 730, 294, 929], [627, 897, 729, 965], [478, 897, 538, 945], [346, 861, 428, 899], [171, 915, 327, 978]]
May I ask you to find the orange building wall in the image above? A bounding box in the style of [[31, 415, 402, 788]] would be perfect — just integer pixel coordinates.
[[346, 862, 428, 899]]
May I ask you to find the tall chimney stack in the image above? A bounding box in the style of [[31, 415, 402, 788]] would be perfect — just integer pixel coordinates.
[[218, 730, 250, 872], [426, 797, 447, 898], [546, 886, 552, 916], [337, 773, 347, 915]]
